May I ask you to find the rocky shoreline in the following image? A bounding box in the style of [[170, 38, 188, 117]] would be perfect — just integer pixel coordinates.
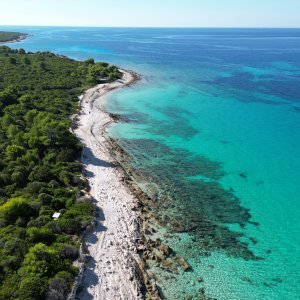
[[72, 69, 161, 299], [105, 138, 200, 295], [72, 68, 206, 299]]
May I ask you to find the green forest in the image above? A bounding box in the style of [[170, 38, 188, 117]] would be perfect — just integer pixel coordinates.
[[0, 32, 25, 43], [0, 46, 121, 299]]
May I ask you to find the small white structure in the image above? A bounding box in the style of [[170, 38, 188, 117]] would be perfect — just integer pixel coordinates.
[[99, 77, 109, 82], [52, 212, 61, 220]]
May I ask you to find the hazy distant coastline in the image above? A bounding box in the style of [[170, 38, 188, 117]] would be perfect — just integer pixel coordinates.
[[0, 31, 28, 43]]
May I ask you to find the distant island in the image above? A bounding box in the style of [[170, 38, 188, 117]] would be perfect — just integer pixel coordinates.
[[0, 31, 28, 43]]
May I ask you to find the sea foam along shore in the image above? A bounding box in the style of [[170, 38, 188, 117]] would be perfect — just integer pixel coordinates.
[[73, 70, 152, 300]]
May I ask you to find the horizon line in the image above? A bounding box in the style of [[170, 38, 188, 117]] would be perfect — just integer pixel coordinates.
[[1, 24, 300, 29]]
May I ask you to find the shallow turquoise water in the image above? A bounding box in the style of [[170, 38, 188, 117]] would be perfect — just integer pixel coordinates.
[[107, 80, 300, 299], [2, 26, 300, 299]]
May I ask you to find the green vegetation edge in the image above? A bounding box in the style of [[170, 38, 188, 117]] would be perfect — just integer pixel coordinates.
[[0, 45, 122, 299]]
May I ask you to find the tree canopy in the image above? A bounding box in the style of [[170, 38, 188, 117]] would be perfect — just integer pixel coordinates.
[[0, 46, 121, 299]]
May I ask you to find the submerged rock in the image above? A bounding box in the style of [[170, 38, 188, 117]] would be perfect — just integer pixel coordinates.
[[158, 244, 171, 257], [178, 256, 191, 271]]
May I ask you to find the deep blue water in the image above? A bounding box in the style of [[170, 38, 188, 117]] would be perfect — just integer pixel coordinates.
[[1, 26, 300, 299]]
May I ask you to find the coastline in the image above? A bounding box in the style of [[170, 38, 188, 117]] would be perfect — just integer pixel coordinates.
[[73, 70, 159, 299], [2, 27, 298, 300]]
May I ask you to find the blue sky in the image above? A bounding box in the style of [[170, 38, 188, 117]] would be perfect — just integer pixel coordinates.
[[1, 0, 300, 27]]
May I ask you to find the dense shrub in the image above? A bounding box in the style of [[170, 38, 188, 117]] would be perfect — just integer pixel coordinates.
[[0, 46, 119, 298], [0, 198, 33, 225]]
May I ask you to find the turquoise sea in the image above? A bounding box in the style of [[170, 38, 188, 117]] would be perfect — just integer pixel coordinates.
[[2, 26, 300, 299]]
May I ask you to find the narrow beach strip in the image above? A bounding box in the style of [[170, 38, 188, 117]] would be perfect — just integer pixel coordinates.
[[74, 71, 147, 300]]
